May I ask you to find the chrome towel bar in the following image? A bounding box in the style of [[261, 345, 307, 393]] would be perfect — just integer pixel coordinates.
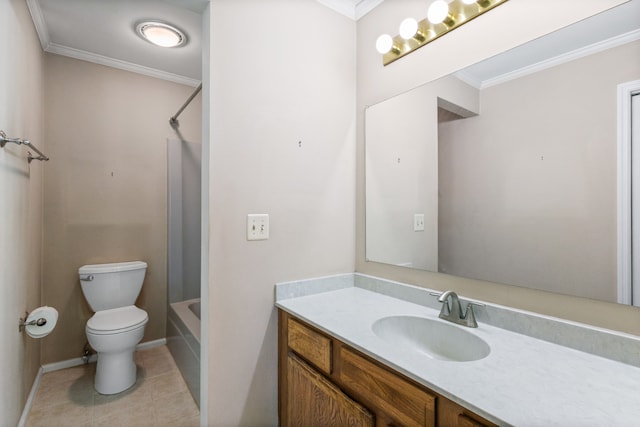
[[0, 130, 49, 163]]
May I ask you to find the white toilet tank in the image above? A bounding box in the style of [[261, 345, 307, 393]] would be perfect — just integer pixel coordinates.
[[79, 261, 147, 312]]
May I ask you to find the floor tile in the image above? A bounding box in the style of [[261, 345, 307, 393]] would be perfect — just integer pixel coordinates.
[[138, 347, 179, 378], [147, 372, 189, 401], [152, 390, 200, 424], [25, 345, 199, 427], [93, 395, 157, 427], [26, 400, 93, 427], [31, 366, 95, 410]]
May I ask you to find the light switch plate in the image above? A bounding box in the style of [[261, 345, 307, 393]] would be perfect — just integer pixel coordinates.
[[414, 213, 425, 231], [247, 214, 269, 240]]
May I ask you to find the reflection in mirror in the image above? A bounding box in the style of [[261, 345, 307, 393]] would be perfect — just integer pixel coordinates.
[[365, 0, 640, 305]]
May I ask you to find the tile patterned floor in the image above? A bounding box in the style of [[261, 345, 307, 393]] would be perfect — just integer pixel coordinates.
[[25, 345, 199, 427]]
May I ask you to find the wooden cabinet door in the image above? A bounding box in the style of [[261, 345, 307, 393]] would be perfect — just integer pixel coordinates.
[[287, 353, 374, 427]]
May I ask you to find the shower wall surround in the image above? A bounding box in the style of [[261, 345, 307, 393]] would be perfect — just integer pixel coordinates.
[[167, 137, 202, 406]]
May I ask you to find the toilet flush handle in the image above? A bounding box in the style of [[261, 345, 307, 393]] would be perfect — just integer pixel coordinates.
[[80, 275, 94, 281]]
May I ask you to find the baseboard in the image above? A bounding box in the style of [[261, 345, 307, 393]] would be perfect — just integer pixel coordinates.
[[40, 338, 167, 373], [41, 354, 98, 373], [20, 337, 169, 424], [17, 366, 43, 427]]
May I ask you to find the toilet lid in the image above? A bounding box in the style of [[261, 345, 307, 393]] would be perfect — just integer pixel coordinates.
[[87, 305, 148, 335]]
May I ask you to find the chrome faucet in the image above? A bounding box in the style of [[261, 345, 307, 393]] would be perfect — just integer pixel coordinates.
[[431, 290, 480, 328]]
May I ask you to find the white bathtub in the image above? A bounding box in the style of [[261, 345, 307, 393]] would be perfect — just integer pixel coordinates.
[[167, 298, 200, 406], [170, 298, 200, 343], [188, 300, 201, 320]]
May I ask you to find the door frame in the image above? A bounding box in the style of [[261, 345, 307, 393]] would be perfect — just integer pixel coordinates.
[[617, 79, 640, 305]]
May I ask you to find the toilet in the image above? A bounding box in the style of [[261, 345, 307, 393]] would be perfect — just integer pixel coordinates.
[[78, 261, 149, 395]]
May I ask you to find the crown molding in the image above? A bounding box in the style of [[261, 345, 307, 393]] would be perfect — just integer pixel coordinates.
[[316, 0, 356, 19], [355, 0, 385, 20], [26, 0, 50, 51], [316, 0, 383, 20], [480, 29, 640, 89], [452, 70, 482, 90], [25, 0, 199, 87], [46, 43, 201, 87]]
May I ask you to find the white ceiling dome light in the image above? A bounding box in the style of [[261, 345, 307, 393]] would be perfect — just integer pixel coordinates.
[[136, 21, 187, 48]]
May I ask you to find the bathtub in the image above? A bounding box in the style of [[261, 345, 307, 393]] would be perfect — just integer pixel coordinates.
[[167, 298, 200, 406], [188, 300, 201, 320]]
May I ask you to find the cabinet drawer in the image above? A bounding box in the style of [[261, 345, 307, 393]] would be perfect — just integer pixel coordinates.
[[458, 414, 491, 427], [339, 347, 436, 427], [288, 318, 332, 375]]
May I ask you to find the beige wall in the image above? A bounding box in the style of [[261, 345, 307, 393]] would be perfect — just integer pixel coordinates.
[[207, 0, 356, 424], [366, 76, 478, 270], [0, 0, 45, 423], [439, 41, 640, 302], [366, 85, 440, 270], [42, 54, 201, 364], [357, 0, 640, 336]]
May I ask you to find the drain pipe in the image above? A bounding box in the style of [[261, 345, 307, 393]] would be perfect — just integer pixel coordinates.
[[82, 342, 94, 364]]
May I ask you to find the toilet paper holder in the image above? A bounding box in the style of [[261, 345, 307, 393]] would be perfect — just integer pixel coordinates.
[[19, 311, 47, 333]]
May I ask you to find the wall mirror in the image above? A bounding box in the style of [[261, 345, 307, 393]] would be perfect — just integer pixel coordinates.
[[365, 0, 640, 305]]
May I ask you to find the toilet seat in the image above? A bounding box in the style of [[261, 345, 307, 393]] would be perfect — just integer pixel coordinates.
[[87, 305, 148, 335]]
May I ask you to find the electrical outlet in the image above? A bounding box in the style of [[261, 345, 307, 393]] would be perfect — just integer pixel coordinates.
[[247, 214, 269, 240], [414, 213, 425, 231]]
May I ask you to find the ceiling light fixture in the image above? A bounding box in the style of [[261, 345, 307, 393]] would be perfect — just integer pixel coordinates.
[[377, 0, 509, 66], [136, 21, 187, 48]]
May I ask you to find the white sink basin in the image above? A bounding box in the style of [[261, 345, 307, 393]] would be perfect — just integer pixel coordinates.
[[372, 315, 490, 362]]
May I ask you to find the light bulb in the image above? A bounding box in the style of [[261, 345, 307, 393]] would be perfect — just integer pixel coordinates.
[[376, 34, 394, 54], [427, 0, 449, 24], [136, 21, 186, 48], [399, 18, 419, 40]]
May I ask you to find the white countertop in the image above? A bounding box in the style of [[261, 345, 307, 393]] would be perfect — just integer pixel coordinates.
[[276, 285, 640, 427]]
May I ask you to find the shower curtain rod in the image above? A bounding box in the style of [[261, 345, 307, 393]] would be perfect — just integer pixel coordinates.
[[169, 83, 202, 129]]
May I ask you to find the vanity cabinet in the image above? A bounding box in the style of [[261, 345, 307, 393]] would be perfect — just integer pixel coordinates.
[[279, 310, 496, 427]]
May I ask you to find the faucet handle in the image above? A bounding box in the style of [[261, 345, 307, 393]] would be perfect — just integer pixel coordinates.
[[463, 302, 480, 328]]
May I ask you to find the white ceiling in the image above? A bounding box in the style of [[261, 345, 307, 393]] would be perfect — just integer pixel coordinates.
[[26, 0, 639, 89], [317, 0, 385, 20], [26, 0, 381, 87], [27, 0, 208, 86]]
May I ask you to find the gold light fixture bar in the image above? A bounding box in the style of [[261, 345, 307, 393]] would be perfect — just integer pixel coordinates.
[[381, 0, 509, 66]]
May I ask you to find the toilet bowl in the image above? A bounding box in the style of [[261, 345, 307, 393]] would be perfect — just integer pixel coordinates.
[[86, 305, 148, 394], [79, 261, 148, 395]]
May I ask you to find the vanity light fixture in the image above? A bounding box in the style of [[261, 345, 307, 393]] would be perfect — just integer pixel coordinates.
[[377, 0, 509, 66], [427, 0, 453, 25], [136, 21, 187, 48], [399, 18, 419, 40]]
